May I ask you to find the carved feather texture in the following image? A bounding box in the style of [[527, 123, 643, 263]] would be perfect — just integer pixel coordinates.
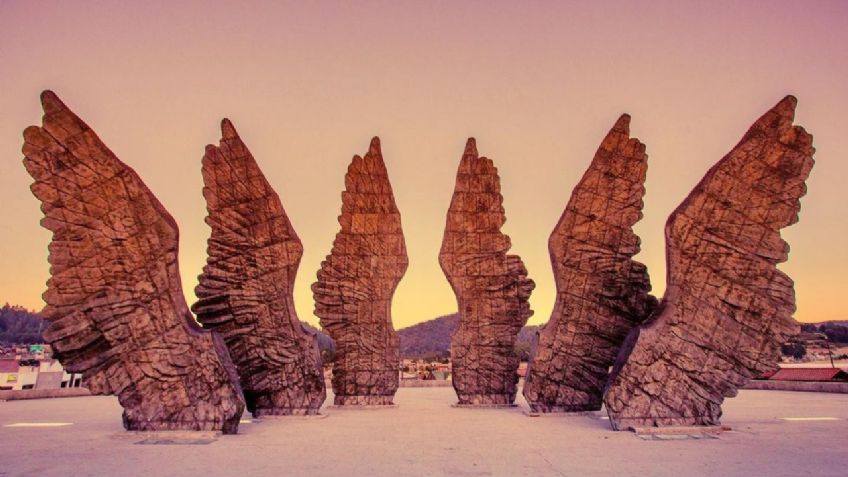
[[605, 96, 814, 429], [22, 91, 244, 433], [312, 137, 408, 405], [524, 115, 657, 413], [193, 119, 325, 416], [440, 139, 535, 406]]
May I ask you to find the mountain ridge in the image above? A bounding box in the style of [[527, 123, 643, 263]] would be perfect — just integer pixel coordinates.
[[5, 303, 845, 354]]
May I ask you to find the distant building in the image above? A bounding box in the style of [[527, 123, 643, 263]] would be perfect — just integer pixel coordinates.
[[400, 358, 451, 380], [0, 346, 83, 391], [0, 359, 19, 390], [16, 359, 39, 389], [765, 368, 848, 382]]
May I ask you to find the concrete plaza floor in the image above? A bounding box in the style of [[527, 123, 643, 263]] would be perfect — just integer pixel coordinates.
[[1, 387, 847, 477]]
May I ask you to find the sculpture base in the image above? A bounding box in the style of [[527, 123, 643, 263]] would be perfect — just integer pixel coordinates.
[[112, 430, 220, 445], [258, 413, 328, 420], [630, 425, 731, 439], [122, 418, 239, 435], [453, 394, 517, 407], [524, 410, 604, 417], [252, 408, 323, 418], [609, 415, 723, 431], [452, 403, 518, 409], [333, 395, 395, 406], [330, 404, 398, 410], [527, 404, 602, 414]]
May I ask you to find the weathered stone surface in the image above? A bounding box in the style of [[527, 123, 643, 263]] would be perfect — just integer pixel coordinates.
[[22, 91, 245, 433], [440, 139, 535, 406], [192, 119, 325, 416], [311, 137, 407, 405], [523, 115, 657, 413], [605, 96, 815, 429]]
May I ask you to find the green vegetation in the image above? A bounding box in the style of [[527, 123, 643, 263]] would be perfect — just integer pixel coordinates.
[[800, 322, 848, 344], [780, 342, 806, 359], [0, 303, 46, 344]]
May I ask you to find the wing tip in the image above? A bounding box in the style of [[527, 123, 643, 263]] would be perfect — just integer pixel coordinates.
[[220, 118, 238, 139], [612, 113, 631, 134], [368, 136, 381, 156], [771, 95, 798, 124], [740, 95, 801, 143], [463, 137, 478, 158], [778, 94, 798, 112], [40, 90, 66, 114]]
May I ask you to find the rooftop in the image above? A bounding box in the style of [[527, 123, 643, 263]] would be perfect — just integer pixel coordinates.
[[1, 387, 847, 476], [768, 367, 848, 382], [0, 359, 18, 373]]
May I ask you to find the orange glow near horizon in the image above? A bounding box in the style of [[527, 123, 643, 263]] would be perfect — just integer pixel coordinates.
[[1, 1, 847, 328]]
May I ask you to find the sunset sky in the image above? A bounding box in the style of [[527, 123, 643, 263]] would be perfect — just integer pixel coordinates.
[[1, 1, 846, 328]]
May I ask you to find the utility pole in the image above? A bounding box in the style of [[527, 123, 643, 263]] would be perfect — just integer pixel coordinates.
[[825, 340, 835, 368]]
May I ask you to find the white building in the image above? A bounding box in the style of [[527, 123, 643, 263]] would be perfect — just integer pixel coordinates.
[[0, 358, 82, 391]]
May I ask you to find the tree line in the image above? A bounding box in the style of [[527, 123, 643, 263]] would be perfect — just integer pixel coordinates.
[[800, 322, 848, 344], [0, 303, 46, 344]]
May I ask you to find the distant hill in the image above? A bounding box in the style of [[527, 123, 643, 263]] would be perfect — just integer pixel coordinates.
[[812, 320, 848, 327], [517, 324, 541, 345], [801, 321, 848, 344], [397, 313, 541, 359], [0, 302, 544, 358], [301, 322, 335, 352], [0, 304, 46, 344], [0, 302, 337, 352], [398, 313, 458, 358]]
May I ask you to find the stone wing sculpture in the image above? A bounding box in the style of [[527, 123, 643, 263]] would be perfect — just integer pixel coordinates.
[[523, 115, 657, 413], [312, 137, 408, 405], [440, 139, 535, 406], [22, 91, 245, 433], [605, 96, 815, 429], [192, 119, 326, 416]]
